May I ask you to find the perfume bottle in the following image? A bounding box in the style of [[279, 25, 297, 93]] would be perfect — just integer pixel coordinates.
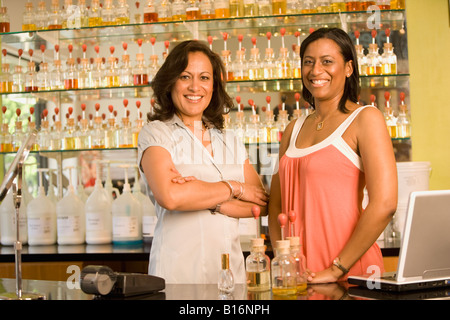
[[101, 0, 116, 26], [27, 107, 39, 151], [383, 91, 397, 138], [186, 0, 201, 20], [104, 46, 120, 87], [105, 104, 118, 148], [0, 49, 12, 93], [246, 238, 271, 292], [0, 5, 10, 32], [133, 39, 148, 85], [0, 106, 13, 152], [331, 0, 347, 11], [244, 0, 259, 16], [88, 0, 103, 27], [78, 44, 92, 89], [22, 1, 36, 31], [366, 30, 382, 75], [248, 38, 263, 80], [147, 37, 159, 83], [214, 0, 230, 18], [47, 0, 62, 29], [263, 33, 276, 80], [35, 1, 48, 30], [245, 101, 260, 144], [119, 43, 133, 87], [63, 107, 78, 150], [64, 44, 79, 89], [91, 103, 105, 149], [218, 253, 235, 294], [13, 108, 25, 151], [132, 101, 143, 147], [271, 240, 297, 296], [51, 45, 64, 90], [171, 0, 187, 21], [38, 109, 51, 151], [25, 49, 38, 92], [76, 104, 91, 149], [12, 49, 25, 93], [232, 98, 246, 143], [381, 28, 397, 75], [317, 0, 332, 12], [143, 0, 158, 22], [157, 0, 172, 21], [272, 0, 287, 15], [262, 97, 279, 143], [200, 0, 215, 18], [354, 30, 368, 76], [118, 100, 133, 148], [257, 0, 272, 15], [115, 0, 130, 25], [396, 92, 410, 138], [232, 49, 248, 81], [286, 236, 307, 293], [77, 0, 89, 27], [91, 46, 105, 88], [37, 45, 51, 91], [230, 0, 244, 17]]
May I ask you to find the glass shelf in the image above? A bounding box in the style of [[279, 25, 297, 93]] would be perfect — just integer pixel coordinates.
[[1, 74, 410, 99], [0, 10, 406, 46], [0, 147, 137, 156]]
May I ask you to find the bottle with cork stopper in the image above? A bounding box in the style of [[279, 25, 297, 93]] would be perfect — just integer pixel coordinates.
[[27, 107, 39, 151], [244, 99, 261, 144], [118, 99, 133, 148], [37, 45, 51, 91], [0, 106, 13, 152], [381, 28, 397, 75], [157, 0, 172, 22], [91, 103, 105, 149], [104, 104, 118, 148], [63, 107, 78, 150], [115, 0, 130, 25], [133, 39, 148, 86], [366, 30, 382, 75], [276, 28, 291, 79], [354, 30, 367, 76], [25, 49, 38, 92], [232, 97, 246, 143], [22, 1, 36, 31], [38, 109, 51, 151], [51, 45, 64, 90], [147, 38, 160, 83], [35, 1, 49, 30], [220, 33, 233, 81], [132, 100, 143, 147], [271, 239, 297, 296], [13, 108, 25, 151], [396, 92, 410, 138], [383, 91, 397, 138], [248, 37, 262, 80], [231, 35, 248, 81], [88, 0, 103, 27], [262, 96, 279, 143], [48, 0, 62, 29], [291, 31, 302, 78], [91, 46, 104, 88], [64, 44, 79, 89], [263, 32, 275, 80], [104, 46, 119, 87], [101, 0, 117, 26], [12, 49, 25, 92], [77, 104, 91, 149], [0, 3, 10, 32], [0, 49, 13, 93], [78, 44, 92, 89], [276, 95, 289, 141], [171, 0, 187, 21]]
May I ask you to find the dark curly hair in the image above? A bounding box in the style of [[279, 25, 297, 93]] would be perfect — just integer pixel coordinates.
[[148, 40, 234, 130], [300, 27, 360, 113]]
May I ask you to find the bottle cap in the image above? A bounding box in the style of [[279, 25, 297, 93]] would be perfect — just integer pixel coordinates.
[[276, 239, 290, 249], [286, 236, 300, 246], [251, 238, 264, 248]]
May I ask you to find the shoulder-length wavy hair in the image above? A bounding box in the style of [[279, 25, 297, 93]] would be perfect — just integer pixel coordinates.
[[148, 40, 234, 130], [300, 27, 360, 113]]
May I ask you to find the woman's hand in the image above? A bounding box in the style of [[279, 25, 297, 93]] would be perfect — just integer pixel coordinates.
[[307, 266, 344, 284], [234, 181, 268, 206], [170, 167, 197, 184]]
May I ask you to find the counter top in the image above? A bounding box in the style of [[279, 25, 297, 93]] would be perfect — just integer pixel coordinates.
[[0, 240, 399, 263]]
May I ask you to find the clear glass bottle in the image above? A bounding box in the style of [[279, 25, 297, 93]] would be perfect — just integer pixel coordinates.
[[276, 109, 289, 142], [271, 240, 297, 296], [248, 46, 263, 80], [0, 106, 13, 152], [232, 105, 246, 144], [76, 104, 91, 149], [105, 105, 119, 148], [276, 47, 291, 79], [143, 0, 158, 22], [230, 0, 244, 17], [381, 42, 397, 75], [13, 109, 25, 151], [22, 1, 36, 31], [61, 0, 72, 28], [396, 92, 410, 138], [118, 116, 133, 148], [78, 44, 92, 89], [115, 0, 130, 25], [317, 0, 332, 12], [291, 44, 301, 78], [263, 110, 279, 143], [200, 0, 215, 18], [65, 46, 79, 89], [25, 50, 38, 92], [232, 50, 248, 81], [221, 50, 233, 82], [119, 43, 133, 87], [37, 61, 51, 91], [91, 47, 105, 88], [77, 0, 89, 27], [12, 63, 25, 93], [157, 0, 172, 21], [35, 1, 49, 30], [186, 0, 201, 20], [366, 43, 382, 75], [88, 0, 103, 27], [346, 0, 362, 11], [0, 50, 13, 93], [133, 42, 148, 86], [101, 0, 116, 26], [0, 5, 10, 32], [51, 45, 65, 90], [132, 102, 144, 148], [147, 55, 159, 84], [91, 104, 105, 149], [286, 0, 300, 14], [272, 0, 287, 15], [38, 109, 51, 151], [286, 236, 307, 293], [47, 0, 62, 29], [245, 113, 261, 144], [257, 0, 272, 15], [390, 0, 404, 9], [104, 47, 119, 87], [331, 0, 347, 12], [63, 108, 78, 150], [218, 253, 235, 294], [384, 92, 397, 138], [246, 238, 271, 292], [355, 44, 367, 76], [171, 0, 187, 21], [263, 47, 276, 80], [214, 0, 230, 18]]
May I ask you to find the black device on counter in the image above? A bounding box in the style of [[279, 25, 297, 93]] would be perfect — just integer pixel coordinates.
[[80, 265, 165, 299]]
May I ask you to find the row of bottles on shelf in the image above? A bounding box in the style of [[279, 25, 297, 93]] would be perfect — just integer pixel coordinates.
[[239, 207, 308, 297], [0, 89, 410, 154], [0, 99, 144, 152], [0, 39, 165, 94], [13, 0, 406, 33], [0, 163, 158, 246]]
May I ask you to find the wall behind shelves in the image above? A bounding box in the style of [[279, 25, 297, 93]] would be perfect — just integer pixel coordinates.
[[406, 0, 450, 190]]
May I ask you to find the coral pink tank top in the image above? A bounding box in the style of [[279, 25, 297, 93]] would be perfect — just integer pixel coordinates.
[[279, 106, 384, 278]]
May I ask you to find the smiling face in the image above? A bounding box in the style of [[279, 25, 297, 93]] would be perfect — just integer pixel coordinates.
[[171, 51, 214, 123], [302, 38, 353, 105]]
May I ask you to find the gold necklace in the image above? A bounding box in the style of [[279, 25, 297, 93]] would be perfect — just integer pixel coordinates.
[[314, 113, 324, 131]]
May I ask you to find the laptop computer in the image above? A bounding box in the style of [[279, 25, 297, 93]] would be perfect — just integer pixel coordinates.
[[348, 190, 450, 292]]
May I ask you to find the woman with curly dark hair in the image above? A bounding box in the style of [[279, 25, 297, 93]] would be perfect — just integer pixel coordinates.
[[138, 40, 268, 284]]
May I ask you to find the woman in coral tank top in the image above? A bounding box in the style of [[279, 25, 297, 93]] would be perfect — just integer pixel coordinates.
[[268, 28, 398, 283]]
